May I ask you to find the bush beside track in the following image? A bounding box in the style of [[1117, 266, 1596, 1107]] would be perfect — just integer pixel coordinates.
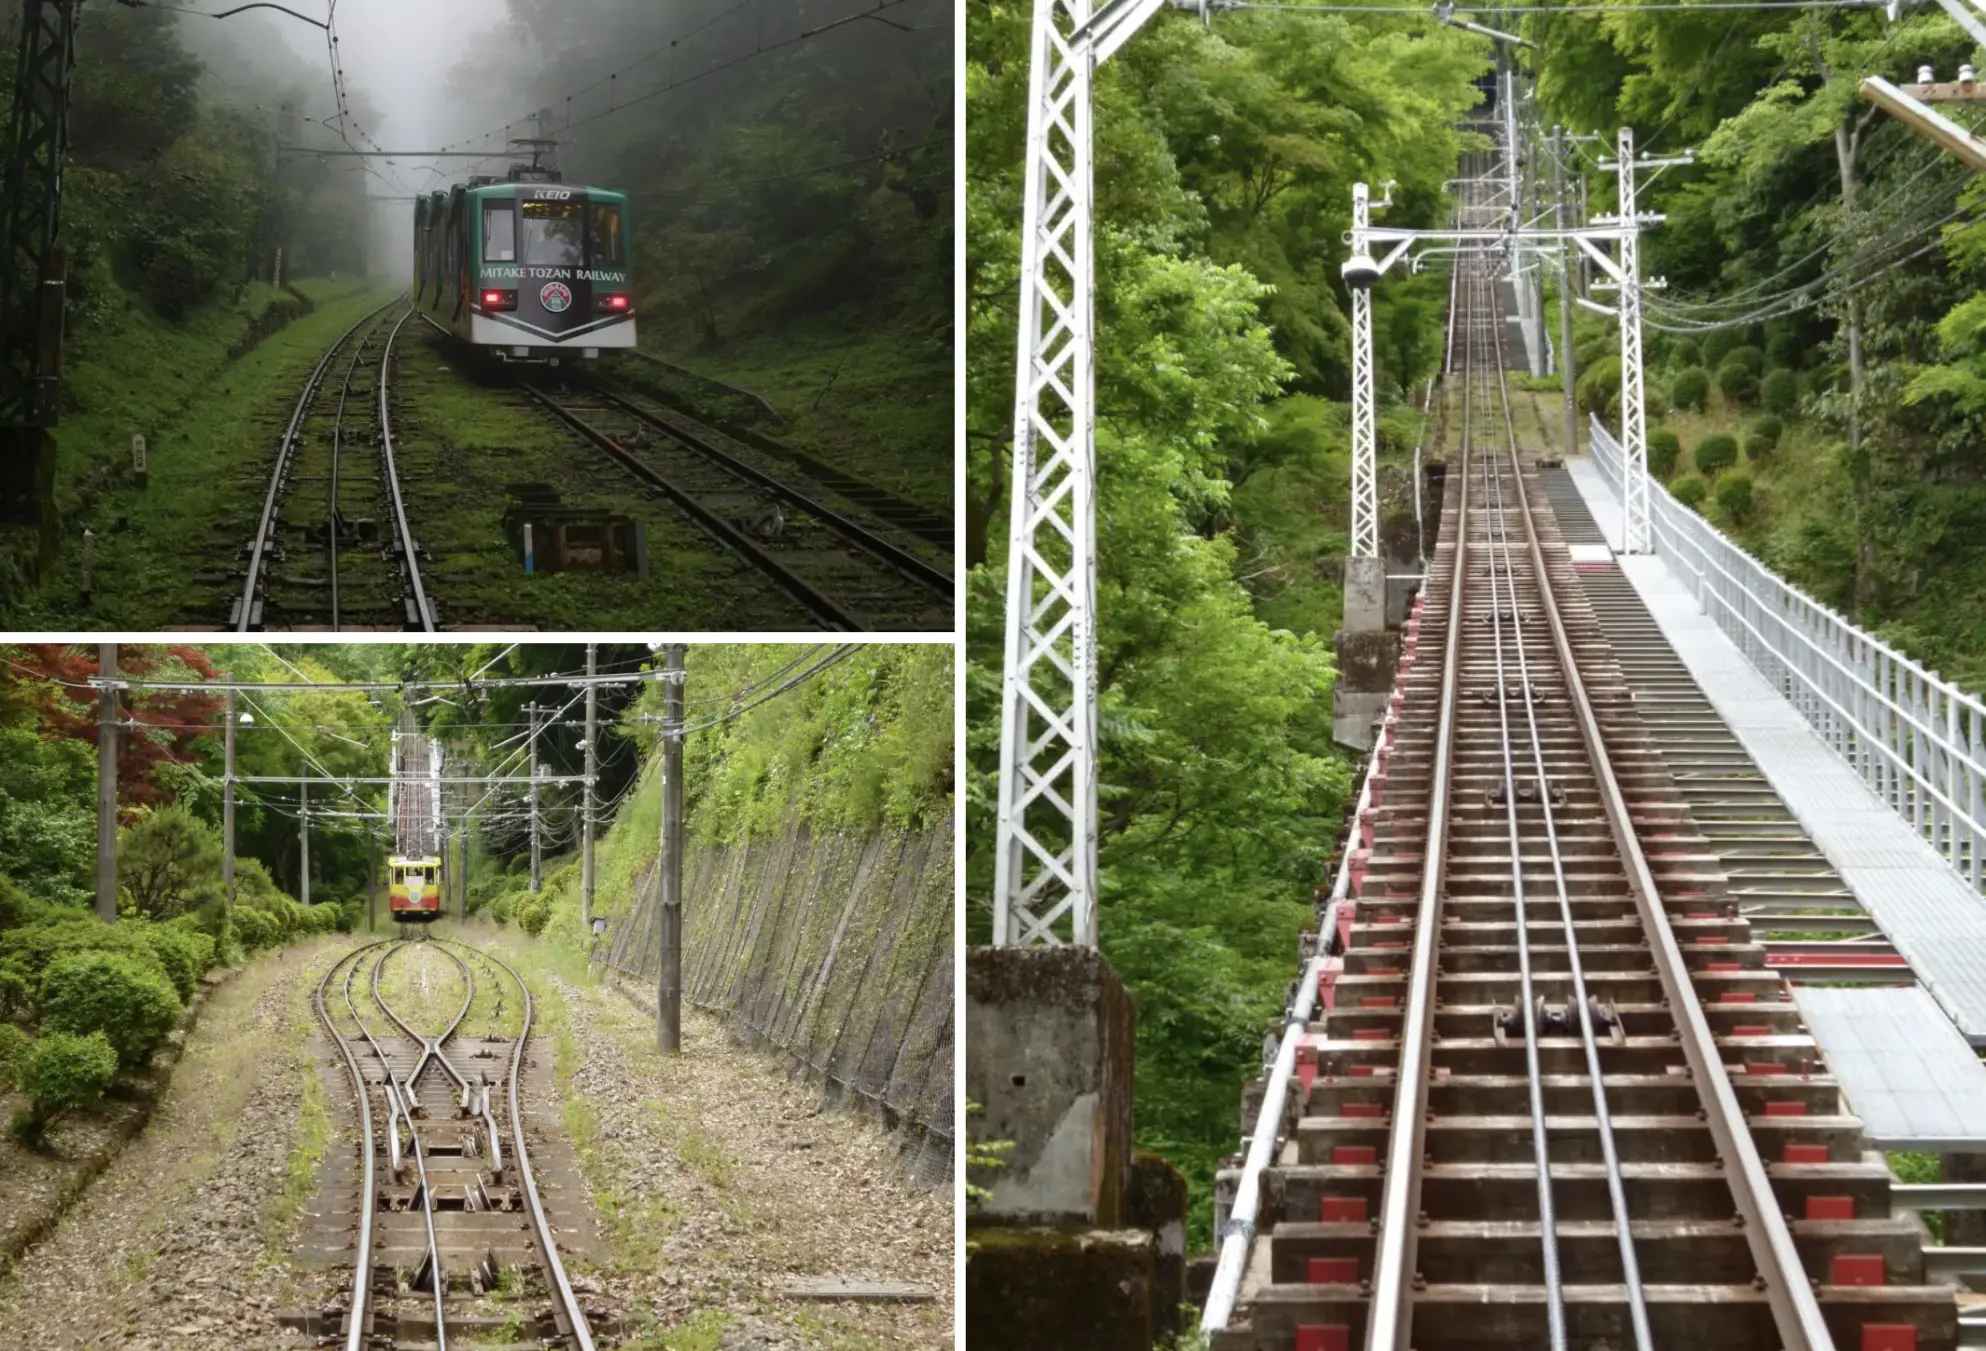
[[0, 873, 352, 1147]]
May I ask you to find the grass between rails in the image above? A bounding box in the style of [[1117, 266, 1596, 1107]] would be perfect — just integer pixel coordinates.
[[387, 327, 812, 631]]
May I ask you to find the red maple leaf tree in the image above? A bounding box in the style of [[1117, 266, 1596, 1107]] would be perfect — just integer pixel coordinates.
[[0, 644, 224, 812]]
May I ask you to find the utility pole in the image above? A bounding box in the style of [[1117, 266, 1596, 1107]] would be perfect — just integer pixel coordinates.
[[299, 760, 311, 907], [656, 644, 685, 1055], [222, 682, 236, 930], [367, 828, 377, 933], [0, 0, 80, 524], [95, 642, 116, 922], [583, 643, 597, 934], [1552, 127, 1580, 458], [526, 701, 543, 893], [1347, 180, 1378, 563]]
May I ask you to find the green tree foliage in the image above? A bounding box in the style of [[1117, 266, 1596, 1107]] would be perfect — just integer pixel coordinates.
[[1761, 368, 1800, 415], [1673, 473, 1709, 509], [1725, 345, 1765, 377], [1718, 358, 1760, 405], [1648, 428, 1681, 479], [10, 1031, 119, 1148], [38, 949, 182, 1069], [1696, 434, 1739, 476], [119, 805, 225, 921], [1718, 473, 1757, 522], [1577, 354, 1622, 415], [1671, 367, 1710, 411]]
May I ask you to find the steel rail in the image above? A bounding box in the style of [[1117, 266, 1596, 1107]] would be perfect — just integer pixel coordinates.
[[1485, 258, 1652, 1343], [475, 942, 597, 1351], [518, 382, 860, 629], [377, 308, 437, 632], [313, 941, 392, 1351], [344, 945, 448, 1351], [327, 323, 377, 630], [236, 298, 402, 631], [588, 386, 953, 598], [1364, 259, 1475, 1351], [371, 938, 474, 1093], [1493, 305, 1836, 1350], [1464, 261, 1568, 1351], [1478, 256, 1656, 1351]]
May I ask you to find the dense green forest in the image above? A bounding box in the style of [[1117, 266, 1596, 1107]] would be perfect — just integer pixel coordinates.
[[968, 0, 1986, 1245]]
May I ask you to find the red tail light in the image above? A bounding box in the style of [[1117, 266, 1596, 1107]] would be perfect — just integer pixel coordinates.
[[480, 289, 518, 312], [598, 293, 631, 313]]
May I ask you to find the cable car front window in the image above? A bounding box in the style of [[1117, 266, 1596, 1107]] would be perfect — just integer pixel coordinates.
[[521, 201, 584, 266], [589, 204, 625, 267]]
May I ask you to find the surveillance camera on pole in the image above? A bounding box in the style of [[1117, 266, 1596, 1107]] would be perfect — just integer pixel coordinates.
[[1341, 251, 1382, 290]]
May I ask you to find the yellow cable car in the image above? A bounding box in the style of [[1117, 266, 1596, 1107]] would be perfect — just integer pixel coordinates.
[[389, 854, 444, 922]]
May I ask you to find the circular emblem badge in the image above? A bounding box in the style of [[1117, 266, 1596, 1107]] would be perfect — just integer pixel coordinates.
[[539, 282, 573, 314]]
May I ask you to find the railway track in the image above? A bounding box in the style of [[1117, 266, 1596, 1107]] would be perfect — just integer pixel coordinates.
[[517, 380, 951, 631], [311, 937, 596, 1351], [1222, 167, 1955, 1349], [235, 301, 437, 632]]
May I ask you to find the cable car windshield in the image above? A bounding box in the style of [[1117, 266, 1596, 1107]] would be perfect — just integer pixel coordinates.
[[589, 204, 625, 267], [521, 200, 584, 266]]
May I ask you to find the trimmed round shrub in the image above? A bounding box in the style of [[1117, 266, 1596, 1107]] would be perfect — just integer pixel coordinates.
[[1694, 433, 1739, 476], [1761, 368, 1798, 416], [1725, 345, 1765, 377], [1702, 328, 1744, 368], [1744, 432, 1777, 464], [1649, 427, 1681, 479], [134, 923, 214, 1001], [490, 892, 517, 927], [1670, 366, 1710, 411], [0, 914, 167, 987], [1716, 472, 1755, 522], [39, 950, 182, 1068], [10, 1030, 118, 1147], [1644, 384, 1670, 420], [1765, 330, 1803, 371], [1717, 359, 1759, 404], [232, 907, 275, 950], [1577, 354, 1622, 415], [1671, 473, 1708, 509], [1748, 415, 1783, 447], [1672, 338, 1702, 370], [518, 898, 550, 938]]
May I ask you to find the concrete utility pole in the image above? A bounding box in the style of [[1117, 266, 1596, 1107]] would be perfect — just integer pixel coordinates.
[[656, 643, 685, 1055], [582, 643, 597, 934], [222, 682, 236, 928], [527, 701, 543, 893], [299, 760, 311, 907], [1552, 127, 1581, 458], [95, 642, 117, 922]]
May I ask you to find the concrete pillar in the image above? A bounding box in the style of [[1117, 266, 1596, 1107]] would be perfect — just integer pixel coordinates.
[[965, 1228, 1154, 1351], [1128, 1153, 1187, 1343], [967, 945, 1135, 1225]]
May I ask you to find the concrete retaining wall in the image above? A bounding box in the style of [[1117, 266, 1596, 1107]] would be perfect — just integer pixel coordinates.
[[602, 819, 954, 1186]]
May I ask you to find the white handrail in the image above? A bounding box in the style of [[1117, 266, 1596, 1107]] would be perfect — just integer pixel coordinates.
[[1590, 414, 1986, 889]]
